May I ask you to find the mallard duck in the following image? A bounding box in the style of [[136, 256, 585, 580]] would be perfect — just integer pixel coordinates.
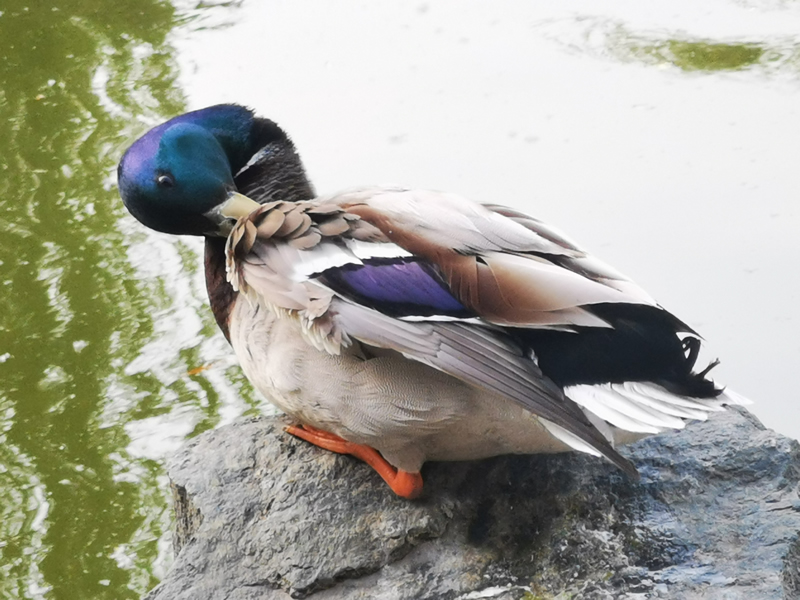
[[118, 104, 746, 499]]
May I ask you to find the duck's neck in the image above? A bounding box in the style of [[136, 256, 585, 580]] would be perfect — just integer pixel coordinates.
[[205, 237, 236, 341], [205, 121, 315, 342], [234, 117, 315, 204]]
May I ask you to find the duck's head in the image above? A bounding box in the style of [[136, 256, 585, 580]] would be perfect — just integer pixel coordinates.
[[118, 104, 302, 236]]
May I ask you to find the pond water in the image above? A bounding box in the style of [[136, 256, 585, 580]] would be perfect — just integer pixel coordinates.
[[0, 1, 797, 598]]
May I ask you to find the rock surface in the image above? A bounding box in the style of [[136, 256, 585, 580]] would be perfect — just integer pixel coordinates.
[[144, 408, 800, 600]]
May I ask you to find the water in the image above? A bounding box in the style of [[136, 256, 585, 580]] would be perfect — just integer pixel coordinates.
[[0, 2, 261, 598], [174, 0, 800, 436], [0, 1, 797, 598]]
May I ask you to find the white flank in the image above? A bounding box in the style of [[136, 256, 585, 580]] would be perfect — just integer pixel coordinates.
[[344, 239, 413, 260], [564, 381, 746, 436], [290, 241, 362, 281], [596, 385, 687, 429], [564, 385, 663, 434], [626, 381, 725, 412], [613, 382, 711, 420], [399, 315, 484, 324]]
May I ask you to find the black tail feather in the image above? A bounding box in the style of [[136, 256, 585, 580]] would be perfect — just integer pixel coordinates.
[[512, 303, 721, 399]]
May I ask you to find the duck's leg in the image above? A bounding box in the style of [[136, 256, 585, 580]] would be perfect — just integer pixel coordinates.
[[285, 424, 423, 499]]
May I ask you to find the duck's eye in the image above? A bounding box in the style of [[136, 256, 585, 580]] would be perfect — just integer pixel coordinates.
[[156, 174, 175, 188]]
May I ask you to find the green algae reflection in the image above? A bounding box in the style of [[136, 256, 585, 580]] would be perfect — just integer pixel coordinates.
[[634, 40, 765, 72], [0, 1, 253, 599], [599, 21, 800, 74]]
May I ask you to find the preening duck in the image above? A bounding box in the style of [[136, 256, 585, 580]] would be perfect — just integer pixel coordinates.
[[118, 104, 747, 499]]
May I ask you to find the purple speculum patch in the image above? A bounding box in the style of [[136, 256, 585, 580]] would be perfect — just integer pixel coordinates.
[[320, 259, 471, 318]]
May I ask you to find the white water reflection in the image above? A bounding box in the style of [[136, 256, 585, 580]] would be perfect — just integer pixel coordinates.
[[116, 217, 266, 442], [170, 0, 800, 440]]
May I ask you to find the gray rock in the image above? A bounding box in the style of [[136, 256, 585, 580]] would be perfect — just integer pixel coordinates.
[[144, 408, 800, 600]]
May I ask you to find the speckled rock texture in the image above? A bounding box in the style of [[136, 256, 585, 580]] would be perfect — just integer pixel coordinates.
[[143, 408, 800, 600]]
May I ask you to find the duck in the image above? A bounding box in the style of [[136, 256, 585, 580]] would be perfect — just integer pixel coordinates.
[[117, 104, 747, 499]]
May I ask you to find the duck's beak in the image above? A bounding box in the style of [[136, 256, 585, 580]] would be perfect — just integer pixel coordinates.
[[205, 191, 261, 236]]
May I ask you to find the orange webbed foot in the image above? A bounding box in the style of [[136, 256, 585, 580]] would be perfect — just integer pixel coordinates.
[[285, 424, 423, 499]]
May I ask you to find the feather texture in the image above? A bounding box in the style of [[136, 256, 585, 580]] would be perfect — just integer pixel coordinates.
[[118, 105, 751, 491], [219, 186, 744, 477]]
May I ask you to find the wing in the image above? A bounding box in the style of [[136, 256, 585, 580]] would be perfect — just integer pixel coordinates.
[[481, 203, 659, 306], [326, 187, 661, 330], [224, 197, 638, 476]]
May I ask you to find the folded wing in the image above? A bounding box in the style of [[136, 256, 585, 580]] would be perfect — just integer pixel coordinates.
[[224, 193, 647, 475]]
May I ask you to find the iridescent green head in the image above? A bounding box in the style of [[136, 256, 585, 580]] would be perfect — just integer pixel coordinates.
[[118, 104, 291, 235]]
